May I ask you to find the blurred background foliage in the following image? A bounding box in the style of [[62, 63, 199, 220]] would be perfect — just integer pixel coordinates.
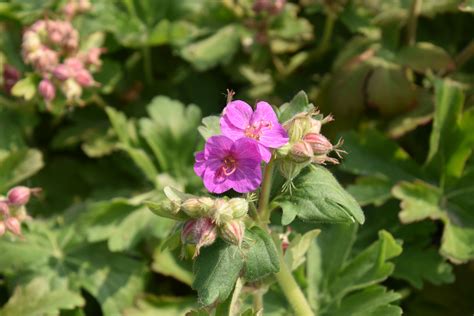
[[0, 0, 473, 315]]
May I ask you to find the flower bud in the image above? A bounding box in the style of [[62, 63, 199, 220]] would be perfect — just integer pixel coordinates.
[[219, 220, 245, 247], [7, 186, 32, 206], [3, 65, 21, 94], [227, 198, 248, 219], [181, 197, 214, 218], [0, 201, 10, 216], [0, 221, 5, 236], [74, 68, 94, 87], [211, 199, 233, 225], [304, 133, 333, 155], [53, 64, 71, 80], [312, 155, 340, 165], [62, 78, 82, 100], [38, 79, 55, 101], [181, 218, 217, 257], [5, 217, 21, 236], [289, 141, 313, 163], [283, 114, 312, 143], [84, 47, 104, 67]]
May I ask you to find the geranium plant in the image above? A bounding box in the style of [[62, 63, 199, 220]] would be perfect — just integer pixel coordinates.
[[147, 92, 369, 315]]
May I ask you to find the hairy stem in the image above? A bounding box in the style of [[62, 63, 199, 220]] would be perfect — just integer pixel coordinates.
[[257, 159, 275, 223], [406, 0, 422, 45], [253, 290, 264, 314], [256, 158, 315, 315], [273, 248, 315, 316]]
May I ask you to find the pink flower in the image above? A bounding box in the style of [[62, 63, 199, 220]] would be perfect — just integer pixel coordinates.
[[220, 100, 289, 162], [194, 136, 262, 194]]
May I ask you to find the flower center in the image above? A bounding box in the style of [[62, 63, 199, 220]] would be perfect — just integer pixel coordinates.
[[221, 156, 237, 176], [244, 121, 272, 140]]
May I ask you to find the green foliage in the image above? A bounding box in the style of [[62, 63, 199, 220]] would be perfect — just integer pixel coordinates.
[[275, 165, 365, 225], [243, 226, 280, 281]]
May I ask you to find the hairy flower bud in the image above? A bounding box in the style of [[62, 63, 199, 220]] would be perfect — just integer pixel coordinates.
[[3, 65, 21, 94], [7, 186, 31, 206], [304, 133, 333, 155], [74, 68, 94, 87], [38, 79, 56, 101], [289, 140, 313, 163], [181, 218, 217, 257], [62, 78, 82, 100], [283, 114, 312, 143], [227, 198, 248, 219], [181, 197, 214, 218], [219, 220, 245, 247], [53, 64, 71, 80], [211, 199, 233, 225], [5, 217, 21, 236], [0, 201, 10, 216]]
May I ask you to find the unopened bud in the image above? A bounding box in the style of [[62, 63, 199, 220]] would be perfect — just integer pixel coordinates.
[[53, 64, 71, 80], [0, 201, 9, 216], [3, 65, 21, 94], [5, 217, 21, 236], [75, 68, 94, 87], [7, 186, 31, 206], [181, 218, 217, 257], [211, 199, 233, 225], [289, 141, 313, 163], [62, 78, 82, 100], [304, 133, 333, 155], [227, 198, 248, 219], [0, 221, 5, 236], [283, 114, 312, 143], [38, 79, 56, 101], [181, 197, 214, 218], [219, 220, 245, 247]]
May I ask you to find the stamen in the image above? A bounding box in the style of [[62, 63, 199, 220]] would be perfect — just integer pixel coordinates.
[[244, 120, 272, 140]]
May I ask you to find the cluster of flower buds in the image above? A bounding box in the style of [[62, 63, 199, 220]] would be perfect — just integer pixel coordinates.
[[3, 65, 21, 95], [276, 108, 345, 189], [63, 0, 92, 20], [161, 187, 249, 258], [20, 6, 102, 104], [252, 0, 286, 15], [0, 186, 41, 237]]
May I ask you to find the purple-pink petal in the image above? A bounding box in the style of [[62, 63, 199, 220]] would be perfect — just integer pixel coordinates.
[[231, 138, 261, 162], [203, 168, 232, 194], [251, 101, 279, 125], [220, 116, 244, 141], [257, 144, 272, 163], [228, 164, 262, 193], [222, 100, 253, 129], [204, 135, 234, 160], [259, 124, 289, 148], [194, 151, 206, 176]]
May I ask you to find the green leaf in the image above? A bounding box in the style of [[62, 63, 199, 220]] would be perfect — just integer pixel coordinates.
[[0, 277, 84, 316], [192, 240, 244, 306], [198, 115, 221, 140], [393, 246, 454, 289], [426, 79, 465, 182], [180, 25, 241, 71], [346, 176, 393, 206], [341, 129, 422, 182], [275, 165, 364, 225], [325, 285, 402, 316], [243, 226, 280, 281], [278, 90, 313, 123], [139, 96, 201, 174], [330, 230, 402, 299], [123, 296, 195, 316], [440, 221, 474, 264], [392, 180, 445, 223], [397, 42, 454, 73], [11, 75, 36, 100], [0, 149, 44, 192], [284, 229, 320, 271], [307, 226, 402, 313]]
